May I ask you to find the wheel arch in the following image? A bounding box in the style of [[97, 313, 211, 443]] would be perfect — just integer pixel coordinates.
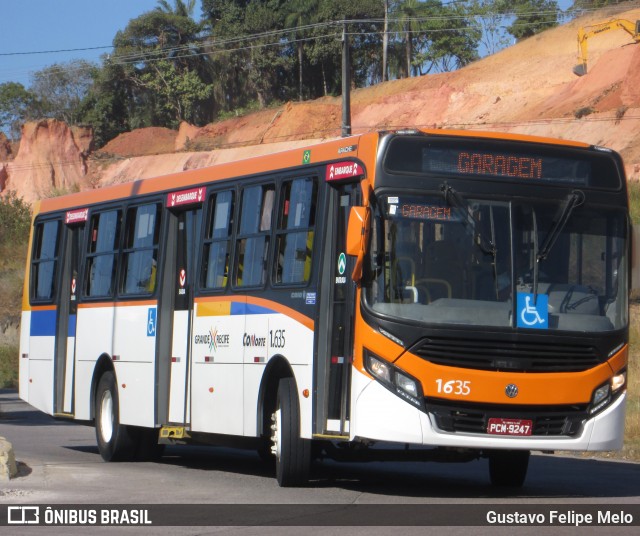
[[90, 354, 116, 421], [256, 355, 295, 437]]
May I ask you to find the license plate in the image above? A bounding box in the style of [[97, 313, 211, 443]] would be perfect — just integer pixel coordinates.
[[487, 418, 533, 436]]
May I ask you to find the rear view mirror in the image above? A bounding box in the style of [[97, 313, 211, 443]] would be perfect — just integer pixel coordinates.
[[346, 206, 370, 282]]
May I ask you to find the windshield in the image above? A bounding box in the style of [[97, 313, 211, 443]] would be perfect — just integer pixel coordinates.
[[364, 193, 628, 333]]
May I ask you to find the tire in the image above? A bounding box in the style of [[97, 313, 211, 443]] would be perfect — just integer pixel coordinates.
[[271, 377, 311, 487], [488, 450, 530, 487], [95, 371, 137, 462]]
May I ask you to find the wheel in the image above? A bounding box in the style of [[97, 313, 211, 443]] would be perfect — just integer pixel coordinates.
[[271, 377, 310, 487], [488, 450, 530, 487], [95, 371, 137, 461]]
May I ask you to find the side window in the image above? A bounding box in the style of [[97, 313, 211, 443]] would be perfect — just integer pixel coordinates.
[[85, 209, 121, 298], [274, 177, 317, 285], [235, 184, 275, 288], [121, 203, 161, 296], [31, 219, 60, 302], [202, 190, 234, 290]]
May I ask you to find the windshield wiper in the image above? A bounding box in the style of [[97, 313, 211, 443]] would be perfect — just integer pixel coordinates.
[[440, 183, 496, 256], [537, 190, 585, 262], [532, 190, 584, 299]]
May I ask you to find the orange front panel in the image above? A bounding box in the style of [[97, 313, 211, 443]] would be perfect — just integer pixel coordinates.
[[395, 348, 625, 406], [353, 305, 627, 407]]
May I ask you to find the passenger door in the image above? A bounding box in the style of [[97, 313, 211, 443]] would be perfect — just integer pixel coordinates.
[[315, 177, 361, 437], [54, 210, 86, 415], [158, 188, 204, 427]]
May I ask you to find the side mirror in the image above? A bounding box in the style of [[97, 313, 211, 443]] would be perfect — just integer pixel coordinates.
[[346, 206, 370, 282]]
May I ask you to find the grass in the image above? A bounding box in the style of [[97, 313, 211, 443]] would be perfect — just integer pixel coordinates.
[[628, 181, 640, 225], [622, 305, 640, 458], [0, 345, 18, 389]]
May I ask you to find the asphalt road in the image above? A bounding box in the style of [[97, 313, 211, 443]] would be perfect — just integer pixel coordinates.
[[1, 388, 639, 535]]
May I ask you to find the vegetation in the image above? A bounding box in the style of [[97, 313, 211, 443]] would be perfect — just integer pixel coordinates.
[[0, 193, 31, 389], [0, 0, 567, 147], [625, 307, 640, 458], [628, 181, 640, 225]]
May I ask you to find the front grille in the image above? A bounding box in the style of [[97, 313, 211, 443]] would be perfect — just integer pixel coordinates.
[[426, 401, 587, 437], [411, 336, 602, 372]]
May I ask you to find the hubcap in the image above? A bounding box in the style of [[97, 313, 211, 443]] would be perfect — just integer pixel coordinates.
[[99, 390, 114, 443], [270, 408, 282, 461]]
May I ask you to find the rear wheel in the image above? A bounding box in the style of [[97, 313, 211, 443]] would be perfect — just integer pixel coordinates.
[[271, 377, 310, 487], [95, 371, 137, 461], [488, 450, 530, 487]]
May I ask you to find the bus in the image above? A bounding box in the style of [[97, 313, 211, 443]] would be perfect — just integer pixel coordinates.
[[19, 129, 630, 487]]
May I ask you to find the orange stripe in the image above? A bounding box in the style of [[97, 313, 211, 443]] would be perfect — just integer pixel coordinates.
[[195, 295, 314, 331], [30, 304, 57, 311], [78, 300, 158, 309]]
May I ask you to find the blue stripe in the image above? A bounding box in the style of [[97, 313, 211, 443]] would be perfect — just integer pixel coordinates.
[[68, 314, 77, 338], [30, 309, 57, 337], [230, 302, 275, 316]]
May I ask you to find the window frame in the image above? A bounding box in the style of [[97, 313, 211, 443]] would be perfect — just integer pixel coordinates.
[[233, 182, 276, 290], [272, 176, 318, 287], [118, 202, 162, 297], [82, 207, 122, 300], [201, 188, 236, 293], [30, 217, 61, 304]]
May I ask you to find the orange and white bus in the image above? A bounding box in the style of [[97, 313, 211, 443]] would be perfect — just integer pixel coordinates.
[[19, 129, 629, 487]]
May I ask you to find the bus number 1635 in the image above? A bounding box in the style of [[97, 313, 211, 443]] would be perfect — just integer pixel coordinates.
[[435, 379, 471, 396]]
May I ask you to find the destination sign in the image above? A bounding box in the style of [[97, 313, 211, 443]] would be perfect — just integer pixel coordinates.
[[422, 147, 590, 184], [65, 208, 88, 224], [325, 161, 364, 182], [166, 186, 205, 208], [398, 204, 452, 221], [382, 137, 621, 188]]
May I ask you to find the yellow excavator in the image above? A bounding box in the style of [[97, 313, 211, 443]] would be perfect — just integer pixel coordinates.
[[573, 18, 640, 76]]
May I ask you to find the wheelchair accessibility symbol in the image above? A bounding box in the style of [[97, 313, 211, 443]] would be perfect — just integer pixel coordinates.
[[147, 307, 157, 337], [517, 293, 548, 329]]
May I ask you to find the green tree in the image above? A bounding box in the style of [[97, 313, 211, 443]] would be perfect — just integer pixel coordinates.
[[506, 0, 560, 41], [138, 59, 213, 126], [0, 82, 40, 140], [201, 0, 254, 115], [30, 60, 97, 124], [410, 0, 481, 74], [285, 0, 320, 101], [112, 0, 213, 128], [468, 0, 512, 55], [76, 59, 132, 148]]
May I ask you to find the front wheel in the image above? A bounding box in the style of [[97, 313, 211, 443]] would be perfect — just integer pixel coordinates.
[[271, 377, 310, 487], [95, 371, 137, 461], [488, 450, 530, 487]]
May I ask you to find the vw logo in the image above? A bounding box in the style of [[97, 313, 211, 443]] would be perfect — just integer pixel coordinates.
[[505, 384, 519, 398]]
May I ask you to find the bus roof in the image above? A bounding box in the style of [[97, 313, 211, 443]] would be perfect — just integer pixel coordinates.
[[36, 128, 592, 215]]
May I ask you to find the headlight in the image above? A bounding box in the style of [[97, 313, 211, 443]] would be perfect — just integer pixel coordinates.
[[368, 355, 391, 383], [365, 351, 424, 410], [395, 372, 419, 397], [611, 370, 627, 393], [589, 369, 626, 414], [590, 383, 610, 413]]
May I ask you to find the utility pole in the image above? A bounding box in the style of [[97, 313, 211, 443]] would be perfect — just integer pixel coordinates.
[[341, 21, 352, 138]]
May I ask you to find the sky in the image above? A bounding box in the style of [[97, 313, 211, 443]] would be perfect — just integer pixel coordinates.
[[0, 0, 201, 86], [1, 0, 574, 88]]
